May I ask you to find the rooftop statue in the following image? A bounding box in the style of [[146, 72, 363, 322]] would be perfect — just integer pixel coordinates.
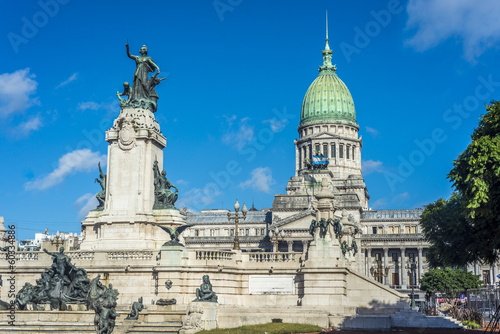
[[153, 160, 178, 210], [193, 275, 218, 303], [117, 43, 166, 113]]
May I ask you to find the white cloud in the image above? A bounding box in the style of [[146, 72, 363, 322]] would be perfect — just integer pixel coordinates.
[[222, 116, 254, 149], [15, 115, 43, 136], [263, 118, 287, 133], [239, 167, 275, 193], [78, 101, 101, 111], [74, 193, 98, 218], [78, 101, 118, 114], [392, 192, 410, 203], [406, 0, 500, 62], [176, 187, 222, 212], [25, 149, 106, 190], [365, 126, 379, 136], [362, 160, 384, 176], [56, 73, 78, 89], [371, 198, 388, 209], [0, 69, 39, 118]]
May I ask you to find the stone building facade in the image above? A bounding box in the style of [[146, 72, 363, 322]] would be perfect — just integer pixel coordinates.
[[183, 33, 500, 303]]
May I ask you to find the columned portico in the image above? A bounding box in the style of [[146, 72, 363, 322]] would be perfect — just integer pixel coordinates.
[[417, 247, 423, 282], [383, 247, 389, 285], [400, 247, 406, 288]]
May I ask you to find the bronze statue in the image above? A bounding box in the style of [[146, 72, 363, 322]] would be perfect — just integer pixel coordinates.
[[118, 43, 166, 112], [309, 219, 317, 237], [95, 162, 106, 211], [193, 275, 218, 303], [125, 297, 144, 320], [153, 160, 178, 210], [43, 247, 74, 279], [153, 223, 194, 247]]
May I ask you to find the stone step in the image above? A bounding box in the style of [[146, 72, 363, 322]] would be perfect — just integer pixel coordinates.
[[126, 322, 183, 333]]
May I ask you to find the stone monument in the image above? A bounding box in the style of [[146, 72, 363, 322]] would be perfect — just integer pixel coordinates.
[[80, 43, 187, 251]]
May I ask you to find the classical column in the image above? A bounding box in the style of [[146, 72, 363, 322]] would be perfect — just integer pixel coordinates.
[[493, 263, 497, 285], [287, 240, 293, 253], [400, 247, 406, 287], [366, 248, 372, 277], [301, 240, 309, 253], [417, 247, 423, 283], [474, 262, 479, 275], [383, 248, 389, 286]]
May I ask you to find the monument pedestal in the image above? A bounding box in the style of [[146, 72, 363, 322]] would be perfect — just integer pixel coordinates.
[[79, 106, 189, 251], [180, 302, 218, 334]]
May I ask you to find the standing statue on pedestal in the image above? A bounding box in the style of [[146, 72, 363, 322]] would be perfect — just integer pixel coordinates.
[[94, 162, 106, 211], [117, 43, 166, 112], [193, 275, 218, 302], [153, 160, 178, 210]]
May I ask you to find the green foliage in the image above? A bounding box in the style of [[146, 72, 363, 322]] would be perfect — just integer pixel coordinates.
[[197, 322, 323, 334], [447, 101, 500, 264], [420, 267, 481, 298], [420, 194, 477, 267], [462, 320, 482, 329]]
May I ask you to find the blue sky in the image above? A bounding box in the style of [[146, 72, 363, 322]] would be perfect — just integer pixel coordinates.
[[1, 0, 500, 241]]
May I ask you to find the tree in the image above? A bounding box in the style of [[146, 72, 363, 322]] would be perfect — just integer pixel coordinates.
[[421, 101, 500, 266], [420, 194, 477, 268], [420, 267, 481, 298], [448, 101, 500, 265]]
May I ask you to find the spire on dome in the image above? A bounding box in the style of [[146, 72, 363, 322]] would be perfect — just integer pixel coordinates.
[[320, 11, 336, 72], [325, 10, 330, 51]]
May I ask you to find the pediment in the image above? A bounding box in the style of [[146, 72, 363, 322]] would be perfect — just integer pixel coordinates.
[[271, 209, 316, 230]]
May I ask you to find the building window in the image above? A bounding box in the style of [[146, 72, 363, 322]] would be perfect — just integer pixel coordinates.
[[483, 270, 491, 284], [315, 144, 320, 154], [323, 144, 328, 157], [409, 252, 415, 262], [352, 146, 355, 160], [375, 253, 382, 260], [411, 226, 416, 234], [339, 144, 344, 158], [392, 253, 398, 262], [372, 226, 382, 234], [346, 146, 350, 159], [372, 227, 377, 234], [388, 226, 393, 234], [245, 229, 249, 236], [261, 228, 265, 236], [331, 143, 336, 158], [230, 229, 234, 236], [394, 226, 400, 234], [405, 226, 411, 234], [195, 230, 199, 237]]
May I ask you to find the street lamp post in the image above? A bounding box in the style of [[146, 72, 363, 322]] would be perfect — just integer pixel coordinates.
[[50, 231, 64, 249], [370, 258, 389, 284], [227, 200, 247, 251], [406, 259, 417, 309], [268, 227, 285, 252]]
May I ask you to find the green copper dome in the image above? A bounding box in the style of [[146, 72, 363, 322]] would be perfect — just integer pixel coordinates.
[[300, 40, 357, 126]]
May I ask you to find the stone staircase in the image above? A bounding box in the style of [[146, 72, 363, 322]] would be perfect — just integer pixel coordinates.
[[125, 321, 183, 333], [0, 321, 96, 334], [391, 308, 466, 328]]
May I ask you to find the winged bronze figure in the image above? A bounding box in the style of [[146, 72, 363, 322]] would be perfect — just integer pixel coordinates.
[[153, 223, 194, 247]]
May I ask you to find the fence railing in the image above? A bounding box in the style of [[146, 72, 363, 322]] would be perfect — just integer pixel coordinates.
[[195, 250, 233, 261], [248, 252, 300, 263]]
